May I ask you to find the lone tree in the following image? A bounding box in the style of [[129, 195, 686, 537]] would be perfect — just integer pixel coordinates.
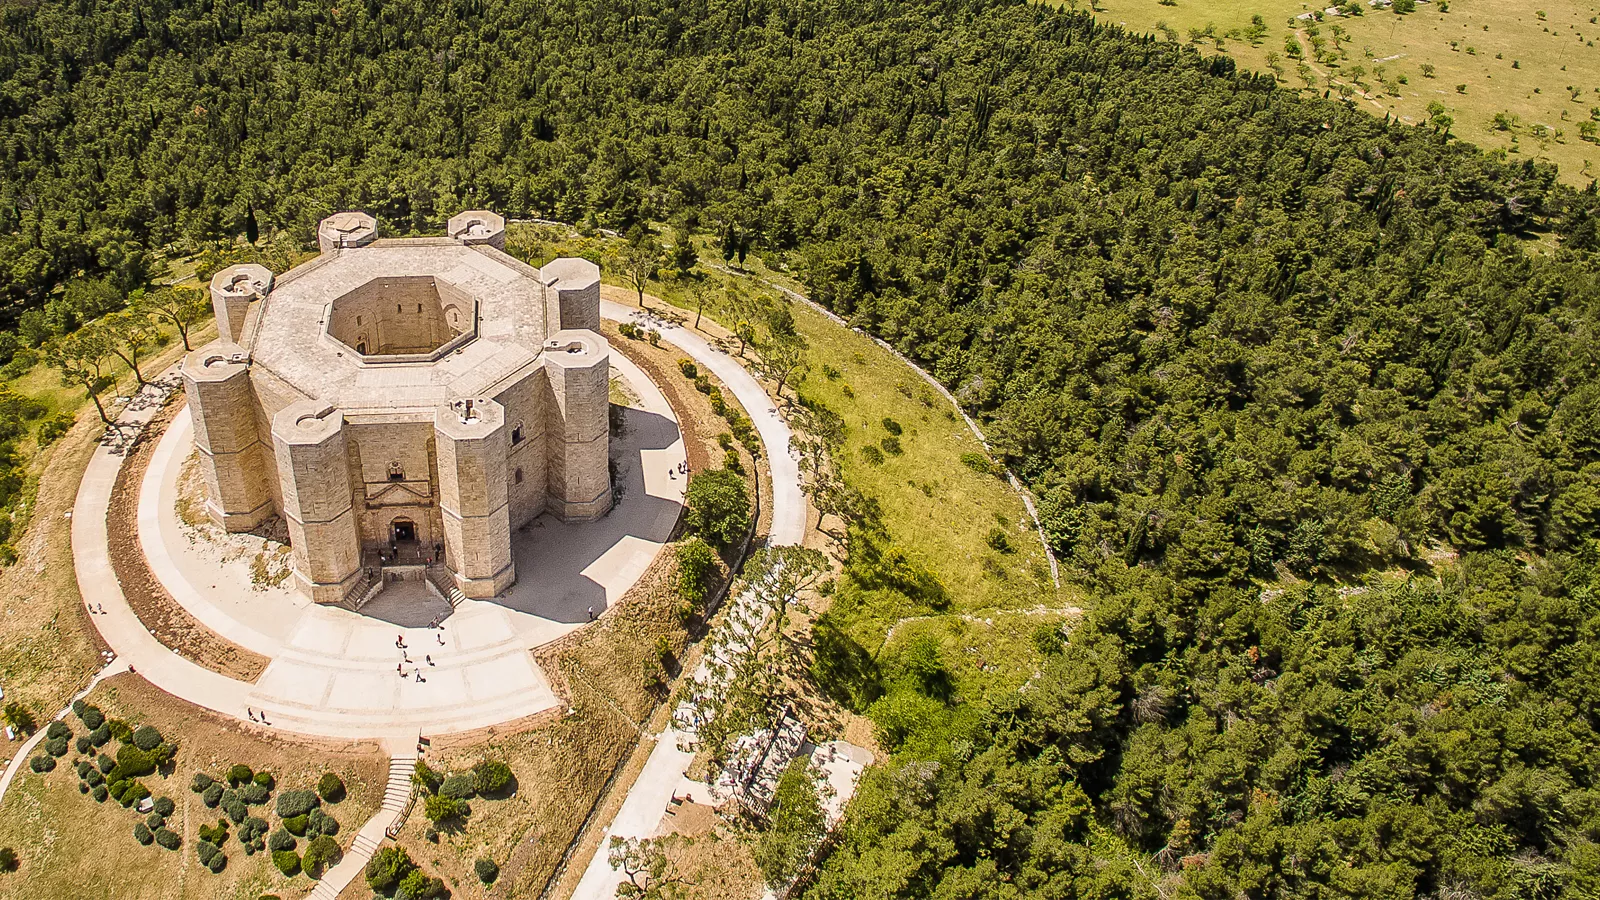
[[621, 239, 662, 309], [47, 325, 117, 425], [684, 468, 751, 547], [137, 287, 210, 351], [609, 836, 692, 899], [103, 311, 159, 386]]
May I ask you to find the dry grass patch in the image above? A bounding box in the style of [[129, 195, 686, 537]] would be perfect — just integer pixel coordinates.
[[0, 674, 386, 900]]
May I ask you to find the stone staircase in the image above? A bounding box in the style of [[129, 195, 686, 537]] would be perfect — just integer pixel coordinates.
[[339, 567, 385, 612], [305, 752, 417, 900], [426, 565, 467, 607]]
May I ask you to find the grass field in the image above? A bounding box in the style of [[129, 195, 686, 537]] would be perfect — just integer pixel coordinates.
[[1078, 0, 1600, 184]]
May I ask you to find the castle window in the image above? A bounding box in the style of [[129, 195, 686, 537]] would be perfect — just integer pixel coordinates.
[[388, 462, 404, 482], [356, 315, 363, 326], [511, 424, 523, 445], [514, 468, 524, 484]]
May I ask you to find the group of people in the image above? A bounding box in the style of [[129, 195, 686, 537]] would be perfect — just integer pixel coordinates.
[[396, 628, 445, 681]]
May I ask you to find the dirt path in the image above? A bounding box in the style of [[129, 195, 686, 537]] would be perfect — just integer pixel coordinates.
[[103, 383, 269, 681]]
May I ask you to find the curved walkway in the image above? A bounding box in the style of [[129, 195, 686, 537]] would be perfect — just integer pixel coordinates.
[[70, 305, 802, 743]]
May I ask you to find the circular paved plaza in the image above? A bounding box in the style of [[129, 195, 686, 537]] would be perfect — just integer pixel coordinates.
[[72, 303, 805, 740]]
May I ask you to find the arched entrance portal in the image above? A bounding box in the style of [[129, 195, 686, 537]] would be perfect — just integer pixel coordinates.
[[392, 518, 417, 544]]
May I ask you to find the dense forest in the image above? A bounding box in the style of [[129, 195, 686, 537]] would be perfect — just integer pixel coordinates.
[[5, 0, 1600, 896]]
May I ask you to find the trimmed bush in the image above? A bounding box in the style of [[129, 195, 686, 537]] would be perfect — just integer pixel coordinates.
[[474, 759, 513, 795], [0, 848, 16, 872], [240, 817, 269, 845], [96, 753, 115, 774], [154, 827, 181, 850], [78, 781, 89, 794], [133, 823, 153, 845], [45, 721, 69, 740], [76, 704, 104, 730], [74, 735, 92, 755], [131, 725, 163, 751], [197, 821, 229, 845], [154, 796, 175, 817], [239, 782, 269, 805], [146, 812, 165, 829], [275, 789, 319, 818], [84, 767, 103, 787], [196, 840, 220, 867], [92, 784, 108, 802], [88, 724, 110, 747], [302, 834, 341, 876], [202, 782, 223, 808], [43, 737, 68, 757], [316, 772, 344, 803], [306, 807, 340, 836], [226, 763, 253, 786], [190, 772, 214, 793], [119, 781, 150, 808], [438, 772, 476, 800], [28, 755, 53, 774], [397, 869, 446, 899], [282, 814, 308, 836], [206, 851, 226, 873], [106, 719, 132, 743], [223, 798, 248, 824], [423, 794, 467, 824], [252, 771, 274, 790], [475, 857, 499, 884], [271, 850, 300, 876], [268, 829, 296, 853], [75, 760, 91, 779]]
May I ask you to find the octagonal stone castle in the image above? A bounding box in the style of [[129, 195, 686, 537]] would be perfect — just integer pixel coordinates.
[[183, 210, 611, 604]]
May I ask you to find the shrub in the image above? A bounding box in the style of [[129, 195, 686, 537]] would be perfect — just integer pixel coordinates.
[[97, 753, 115, 774], [89, 724, 110, 747], [206, 851, 226, 873], [28, 755, 53, 773], [133, 823, 153, 845], [438, 772, 477, 800], [120, 781, 150, 808], [146, 812, 165, 830], [880, 436, 903, 456], [676, 538, 716, 608], [190, 772, 214, 793], [365, 846, 416, 892], [43, 737, 67, 757], [106, 719, 132, 743], [77, 781, 89, 794], [115, 744, 158, 777], [84, 767, 103, 787], [240, 817, 269, 845], [305, 807, 331, 836], [226, 763, 253, 786], [473, 760, 513, 795], [131, 725, 163, 751], [283, 814, 308, 836], [198, 821, 229, 845], [475, 857, 500, 884], [678, 359, 697, 378], [0, 848, 16, 872], [196, 840, 220, 867], [275, 789, 319, 818], [239, 782, 269, 805], [268, 829, 296, 853], [315, 772, 344, 802], [398, 869, 447, 899], [859, 444, 885, 465], [91, 784, 108, 802], [75, 760, 91, 779], [154, 827, 181, 850], [960, 451, 995, 475], [74, 735, 92, 754], [881, 417, 903, 435], [302, 835, 341, 876], [424, 793, 467, 823], [252, 771, 274, 790], [412, 760, 442, 793], [75, 704, 104, 730], [684, 468, 751, 547], [154, 795, 175, 817], [45, 720, 69, 740], [271, 850, 300, 876], [985, 527, 1013, 553], [203, 782, 223, 807]]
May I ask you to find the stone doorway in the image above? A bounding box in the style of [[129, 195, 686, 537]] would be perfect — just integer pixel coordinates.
[[392, 518, 417, 543]]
